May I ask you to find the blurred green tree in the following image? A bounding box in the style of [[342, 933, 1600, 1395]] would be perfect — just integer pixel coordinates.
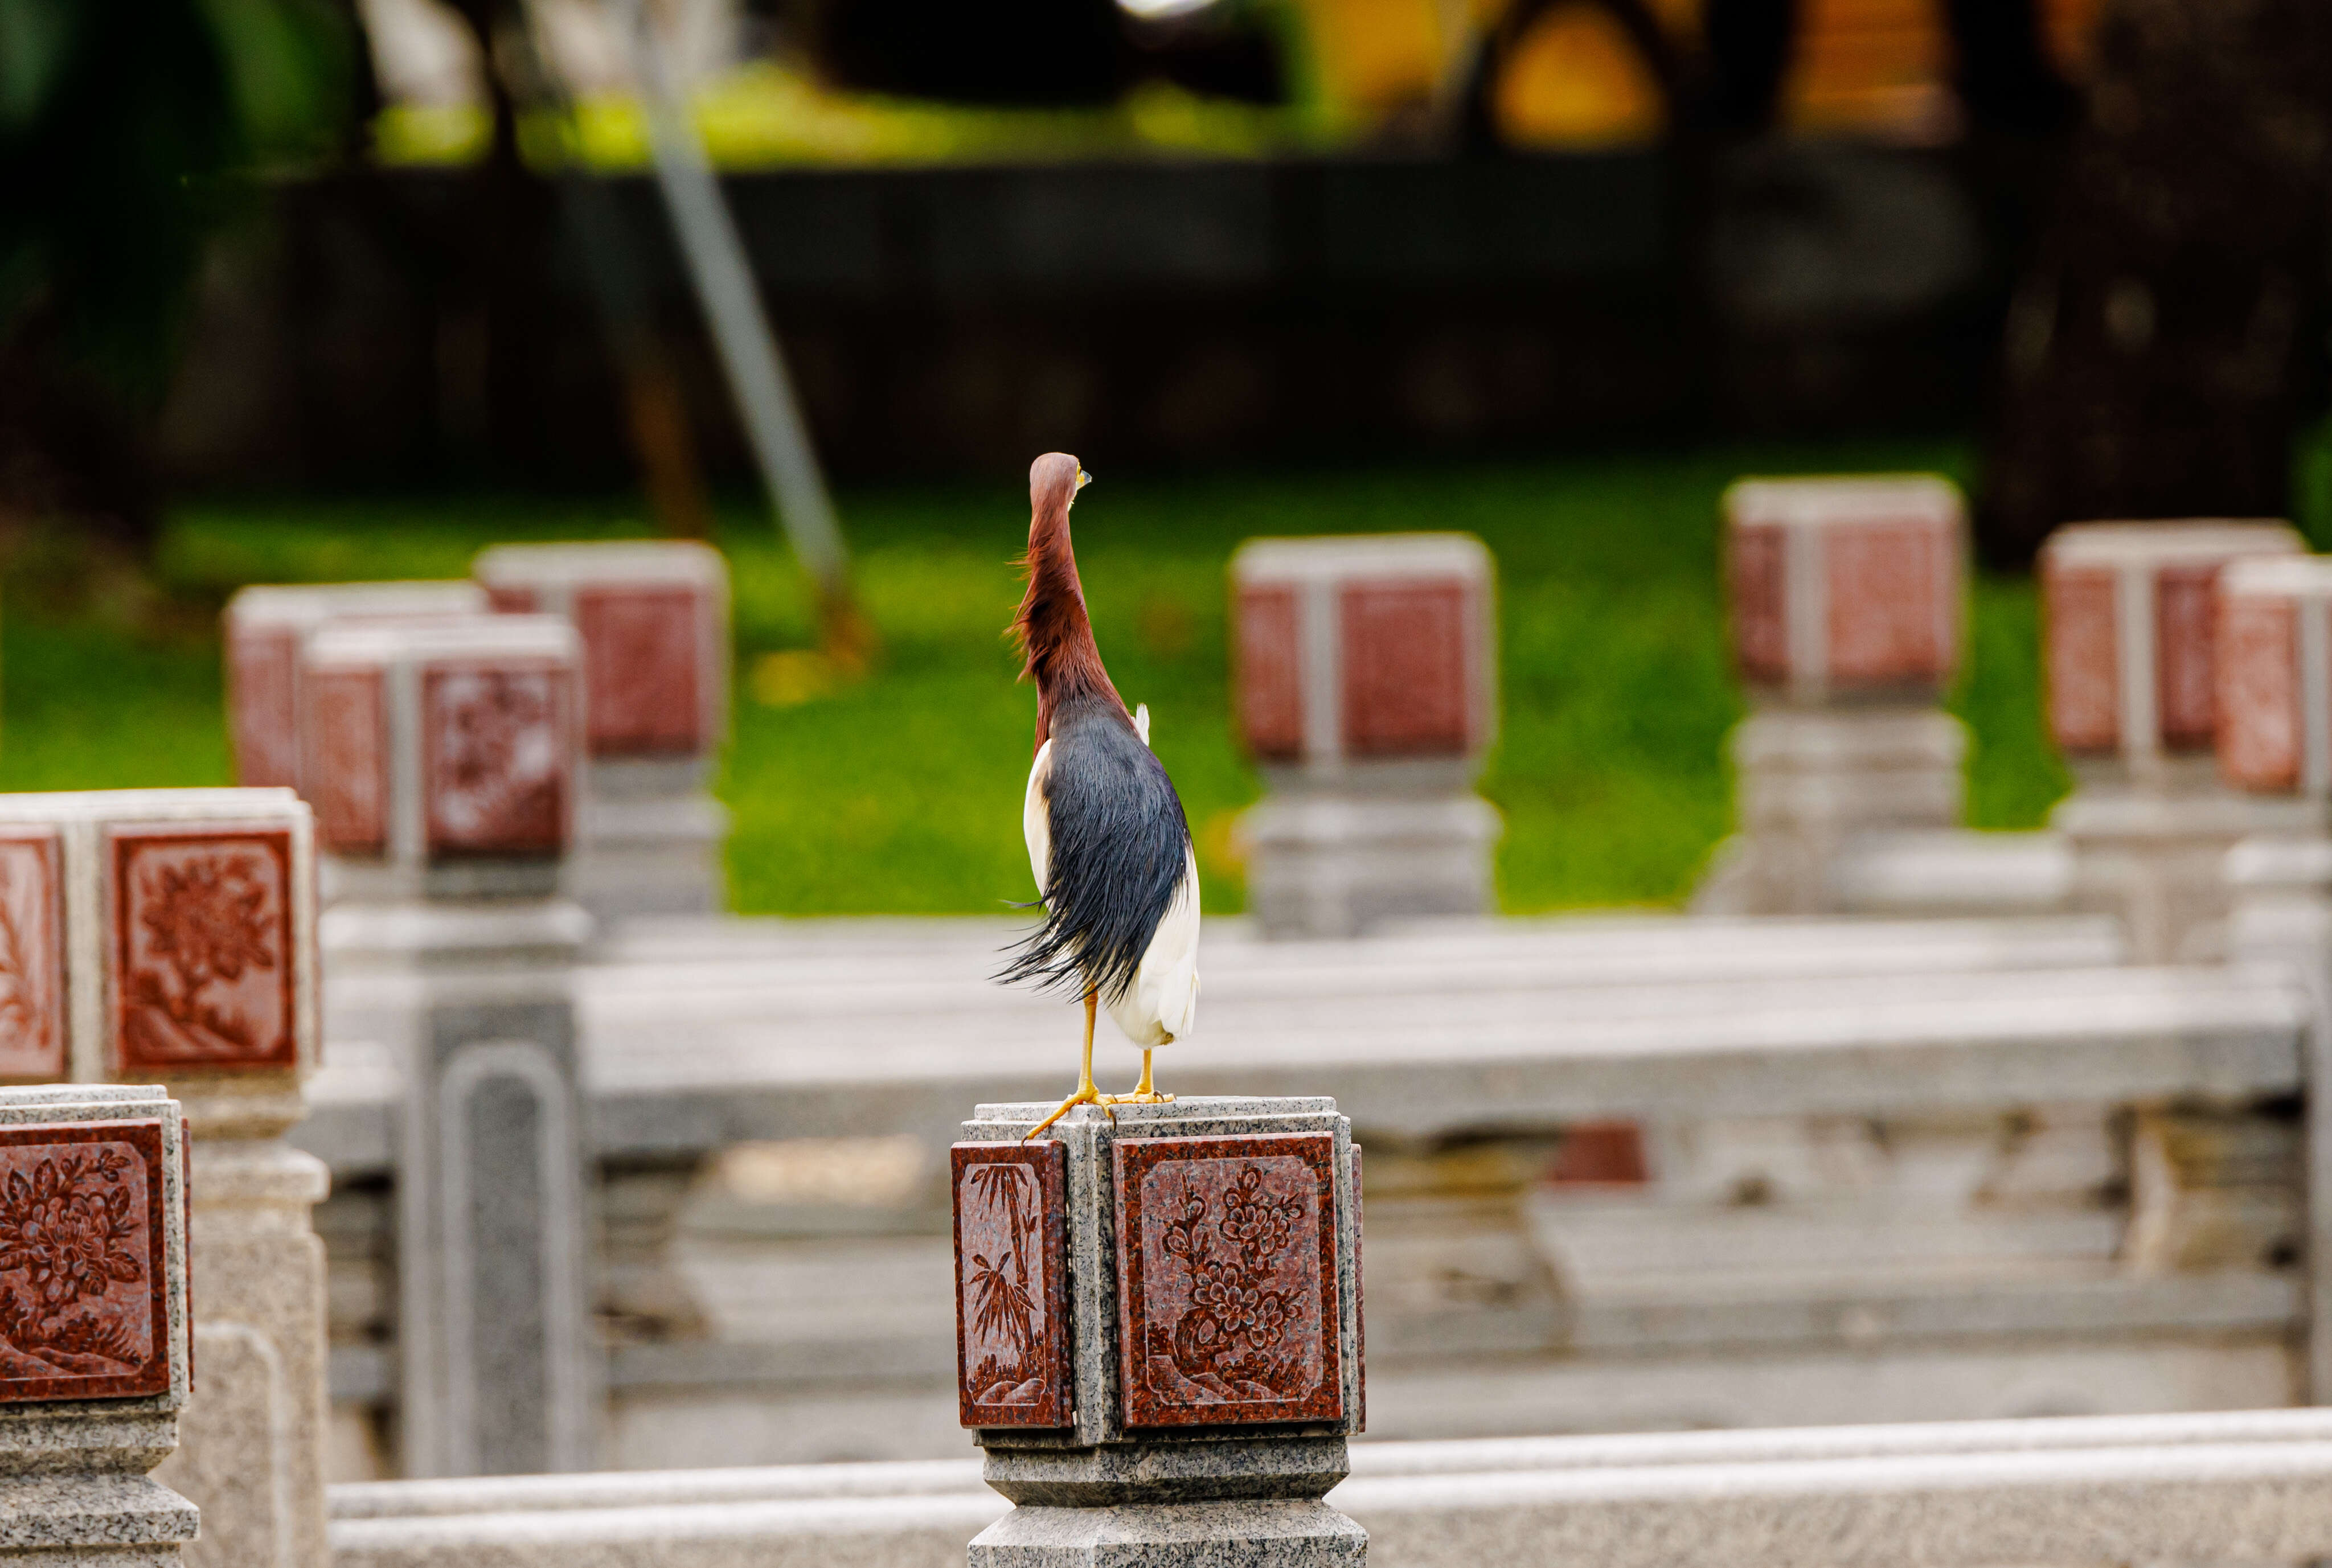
[[0, 0, 356, 550]]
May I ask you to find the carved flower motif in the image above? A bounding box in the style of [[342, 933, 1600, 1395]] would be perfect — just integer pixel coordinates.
[[0, 1152, 141, 1311], [140, 857, 275, 999]]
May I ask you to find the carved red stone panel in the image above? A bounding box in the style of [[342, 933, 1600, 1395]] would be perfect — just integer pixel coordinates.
[[302, 668, 389, 856], [485, 584, 538, 614], [421, 665, 572, 856], [2046, 567, 2120, 753], [229, 626, 300, 790], [1827, 521, 1950, 687], [2219, 594, 2300, 791], [0, 1120, 170, 1402], [575, 585, 705, 757], [1237, 586, 1305, 761], [951, 1141, 1070, 1429], [1341, 582, 1471, 757], [0, 830, 65, 1081], [109, 827, 296, 1075], [2156, 566, 2221, 750], [1730, 524, 1788, 685], [1350, 1143, 1365, 1435], [1114, 1132, 1343, 1429]]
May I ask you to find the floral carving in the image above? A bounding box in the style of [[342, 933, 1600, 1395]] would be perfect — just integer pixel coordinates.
[[113, 830, 295, 1072], [424, 667, 569, 854], [0, 834, 62, 1078], [0, 1128, 165, 1397], [1117, 1134, 1343, 1427]]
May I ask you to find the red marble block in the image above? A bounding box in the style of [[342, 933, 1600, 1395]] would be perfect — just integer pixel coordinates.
[[1237, 586, 1305, 761], [301, 668, 389, 856], [951, 1142, 1071, 1429], [421, 666, 575, 856], [2218, 591, 2300, 790], [0, 1119, 171, 1402], [109, 827, 297, 1075], [2044, 569, 2121, 753], [1729, 525, 1789, 686], [2040, 523, 2305, 758], [1114, 1132, 1343, 1429], [575, 585, 706, 756], [0, 830, 65, 1081], [1341, 582, 1474, 756], [1723, 477, 1962, 698], [1546, 1122, 1651, 1186], [228, 626, 301, 791]]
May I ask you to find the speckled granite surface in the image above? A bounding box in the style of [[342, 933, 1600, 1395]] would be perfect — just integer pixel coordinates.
[[968, 1497, 1367, 1568]]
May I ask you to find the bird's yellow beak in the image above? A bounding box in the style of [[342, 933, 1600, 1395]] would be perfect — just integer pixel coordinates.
[[1076, 469, 1091, 490]]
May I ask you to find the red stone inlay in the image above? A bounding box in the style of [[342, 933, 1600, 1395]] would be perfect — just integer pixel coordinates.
[[575, 585, 706, 757], [485, 584, 538, 614], [0, 1119, 170, 1402], [229, 626, 300, 790], [1350, 1143, 1365, 1435], [110, 827, 296, 1075], [2219, 594, 2300, 791], [2045, 566, 2120, 753], [952, 1141, 1070, 1429], [1237, 586, 1305, 761], [1546, 1122, 1651, 1185], [302, 668, 389, 855], [421, 664, 572, 856], [1827, 520, 1952, 688], [2156, 566, 2221, 751], [1730, 524, 1789, 685], [0, 830, 64, 1082], [1341, 582, 1472, 757], [1114, 1132, 1343, 1429]]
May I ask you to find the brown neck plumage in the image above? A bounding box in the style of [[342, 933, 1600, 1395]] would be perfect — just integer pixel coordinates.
[[1013, 453, 1125, 750]]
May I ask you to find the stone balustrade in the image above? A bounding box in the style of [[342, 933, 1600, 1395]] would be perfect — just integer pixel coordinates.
[[293, 911, 2321, 1472], [1229, 535, 1499, 937], [324, 1407, 2332, 1568], [226, 584, 489, 793], [2038, 520, 2314, 962], [1700, 474, 1970, 916], [473, 542, 732, 923]]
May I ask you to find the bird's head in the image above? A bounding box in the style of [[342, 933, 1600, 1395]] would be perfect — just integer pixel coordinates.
[[1030, 452, 1088, 522]]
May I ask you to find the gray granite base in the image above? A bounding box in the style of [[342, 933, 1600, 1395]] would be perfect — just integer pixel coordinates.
[[982, 1438, 1349, 1507], [968, 1499, 1366, 1568]]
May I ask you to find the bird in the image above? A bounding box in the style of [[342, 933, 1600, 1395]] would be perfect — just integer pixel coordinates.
[[997, 453, 1200, 1139]]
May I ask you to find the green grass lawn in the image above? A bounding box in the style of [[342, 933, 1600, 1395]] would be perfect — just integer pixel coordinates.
[[7, 444, 2067, 916]]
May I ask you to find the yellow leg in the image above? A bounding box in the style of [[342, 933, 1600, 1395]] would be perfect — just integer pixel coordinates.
[[1024, 992, 1113, 1139], [1105, 1048, 1173, 1105]]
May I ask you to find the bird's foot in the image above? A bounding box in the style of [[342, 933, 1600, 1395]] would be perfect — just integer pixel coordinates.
[[1023, 1083, 1113, 1139], [1102, 1090, 1174, 1105]]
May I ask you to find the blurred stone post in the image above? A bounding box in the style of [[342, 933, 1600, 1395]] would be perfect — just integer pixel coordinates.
[[2218, 556, 2332, 979], [224, 583, 489, 791], [0, 1083, 198, 1564], [956, 1098, 1366, 1566], [1695, 475, 1966, 915], [2042, 521, 2310, 961], [0, 788, 327, 1568], [1231, 535, 1499, 938], [300, 618, 600, 1477], [474, 542, 731, 923]]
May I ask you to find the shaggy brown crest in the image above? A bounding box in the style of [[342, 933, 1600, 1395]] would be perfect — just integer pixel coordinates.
[[1013, 453, 1128, 751]]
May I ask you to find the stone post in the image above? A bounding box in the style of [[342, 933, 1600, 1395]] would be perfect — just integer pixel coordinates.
[[0, 1083, 198, 1565], [954, 1098, 1366, 1566], [1695, 474, 1966, 915], [298, 619, 600, 1477], [472, 541, 731, 923], [0, 789, 327, 1568], [224, 584, 489, 791], [2042, 520, 2310, 961], [1230, 536, 1498, 939]]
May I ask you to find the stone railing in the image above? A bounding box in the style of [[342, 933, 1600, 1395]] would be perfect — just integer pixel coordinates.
[[326, 1408, 2332, 1567]]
